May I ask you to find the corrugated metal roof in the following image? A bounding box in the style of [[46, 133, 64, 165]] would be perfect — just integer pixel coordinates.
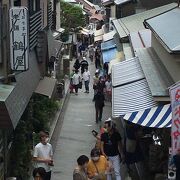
[[101, 39, 116, 51], [102, 48, 118, 63], [112, 57, 144, 87], [112, 3, 177, 38], [144, 7, 180, 53], [112, 79, 158, 117], [103, 31, 116, 42], [112, 19, 128, 38], [136, 47, 174, 97]]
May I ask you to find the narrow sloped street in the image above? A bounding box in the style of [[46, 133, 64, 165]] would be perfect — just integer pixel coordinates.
[[51, 57, 112, 180]]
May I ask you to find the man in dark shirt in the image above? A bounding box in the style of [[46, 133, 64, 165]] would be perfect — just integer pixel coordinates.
[[101, 119, 124, 180], [94, 90, 105, 123]]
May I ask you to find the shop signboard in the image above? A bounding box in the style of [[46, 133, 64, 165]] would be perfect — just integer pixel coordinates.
[[170, 82, 180, 155], [9, 7, 29, 71]]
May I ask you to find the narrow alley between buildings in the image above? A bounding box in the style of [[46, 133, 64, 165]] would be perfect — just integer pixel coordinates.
[[51, 57, 112, 180]]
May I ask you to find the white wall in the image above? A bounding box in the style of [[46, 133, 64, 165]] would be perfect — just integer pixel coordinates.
[[110, 5, 116, 18], [152, 35, 180, 83]]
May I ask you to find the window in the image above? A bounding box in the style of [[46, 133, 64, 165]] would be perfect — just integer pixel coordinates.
[[29, 0, 40, 15], [14, 0, 21, 6]]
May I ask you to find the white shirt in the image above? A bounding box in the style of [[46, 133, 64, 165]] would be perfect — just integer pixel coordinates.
[[83, 71, 90, 81], [105, 81, 112, 91], [33, 142, 53, 172], [72, 73, 81, 85]]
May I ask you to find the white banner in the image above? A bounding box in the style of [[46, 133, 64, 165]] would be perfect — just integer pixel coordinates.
[[170, 82, 180, 155], [9, 7, 29, 71]]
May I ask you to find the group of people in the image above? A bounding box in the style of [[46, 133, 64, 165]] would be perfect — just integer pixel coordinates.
[[73, 118, 124, 180], [70, 56, 90, 95]]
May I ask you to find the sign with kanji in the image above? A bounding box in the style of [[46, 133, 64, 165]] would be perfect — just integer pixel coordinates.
[[9, 7, 29, 71], [170, 82, 180, 155]]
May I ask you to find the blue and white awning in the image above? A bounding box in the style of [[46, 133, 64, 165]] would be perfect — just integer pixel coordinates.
[[123, 104, 172, 128]]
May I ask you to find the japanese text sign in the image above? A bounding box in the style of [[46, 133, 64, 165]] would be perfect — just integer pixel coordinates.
[[9, 7, 29, 71], [170, 82, 180, 155]]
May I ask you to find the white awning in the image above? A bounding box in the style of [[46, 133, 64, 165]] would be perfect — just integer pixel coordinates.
[[112, 57, 144, 87], [112, 79, 158, 117], [81, 28, 90, 35], [112, 57, 157, 117], [103, 31, 116, 42], [94, 29, 104, 37], [94, 35, 103, 42]]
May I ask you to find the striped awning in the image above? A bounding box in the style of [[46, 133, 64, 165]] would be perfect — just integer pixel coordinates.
[[123, 104, 172, 128]]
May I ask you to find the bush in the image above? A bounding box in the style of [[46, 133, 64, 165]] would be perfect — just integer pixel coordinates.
[[8, 94, 59, 178]]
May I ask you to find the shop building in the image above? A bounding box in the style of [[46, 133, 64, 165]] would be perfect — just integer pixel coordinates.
[[0, 0, 63, 178]]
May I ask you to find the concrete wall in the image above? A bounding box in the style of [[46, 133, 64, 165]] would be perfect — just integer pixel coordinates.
[[152, 35, 180, 83], [21, 0, 28, 7], [110, 5, 116, 18]]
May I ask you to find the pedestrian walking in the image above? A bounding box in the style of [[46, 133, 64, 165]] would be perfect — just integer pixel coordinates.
[[73, 155, 89, 180], [100, 119, 125, 180], [87, 148, 110, 180], [96, 76, 106, 94], [103, 63, 109, 76], [92, 71, 100, 101], [72, 69, 81, 95], [80, 57, 89, 74], [33, 131, 53, 180], [33, 167, 46, 180], [89, 45, 94, 62], [95, 48, 101, 69], [94, 89, 105, 123], [83, 68, 90, 93]]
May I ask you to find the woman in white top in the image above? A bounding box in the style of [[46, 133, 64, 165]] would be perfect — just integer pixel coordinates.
[[83, 68, 90, 93], [72, 69, 81, 95]]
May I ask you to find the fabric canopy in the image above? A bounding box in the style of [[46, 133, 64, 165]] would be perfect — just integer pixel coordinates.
[[123, 104, 172, 128], [102, 48, 118, 63]]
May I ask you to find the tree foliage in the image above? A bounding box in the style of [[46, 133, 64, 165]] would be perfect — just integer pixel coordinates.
[[60, 0, 86, 32]]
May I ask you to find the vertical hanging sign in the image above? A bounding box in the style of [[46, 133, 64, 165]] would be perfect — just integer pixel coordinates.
[[170, 82, 180, 155], [9, 7, 29, 71]]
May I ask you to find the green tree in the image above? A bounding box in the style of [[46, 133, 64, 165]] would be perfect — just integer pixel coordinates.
[[60, 0, 86, 32]]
